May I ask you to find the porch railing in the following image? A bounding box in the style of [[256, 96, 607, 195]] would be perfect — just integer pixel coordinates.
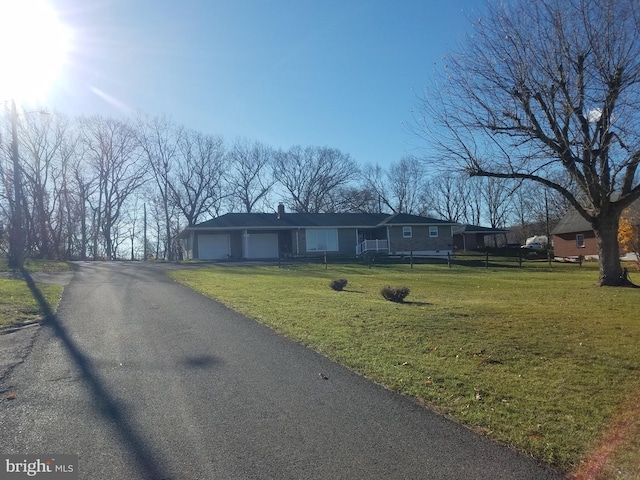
[[356, 239, 389, 255]]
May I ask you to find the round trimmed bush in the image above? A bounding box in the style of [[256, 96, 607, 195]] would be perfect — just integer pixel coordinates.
[[330, 278, 348, 291], [381, 285, 410, 303]]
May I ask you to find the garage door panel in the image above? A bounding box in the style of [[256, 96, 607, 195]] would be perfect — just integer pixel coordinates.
[[198, 234, 230, 259]]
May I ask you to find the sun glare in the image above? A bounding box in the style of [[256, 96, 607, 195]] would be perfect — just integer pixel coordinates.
[[0, 0, 72, 103]]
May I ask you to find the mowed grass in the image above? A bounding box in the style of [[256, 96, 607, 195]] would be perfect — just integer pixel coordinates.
[[169, 262, 640, 474], [0, 259, 68, 330]]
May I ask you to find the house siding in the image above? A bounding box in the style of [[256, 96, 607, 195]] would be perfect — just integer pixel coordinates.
[[553, 231, 597, 258], [388, 225, 452, 254]]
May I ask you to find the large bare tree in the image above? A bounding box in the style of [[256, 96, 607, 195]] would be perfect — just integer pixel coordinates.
[[424, 174, 469, 223], [226, 138, 275, 213], [19, 112, 78, 259], [273, 145, 359, 213], [418, 0, 640, 286], [387, 156, 428, 215], [361, 158, 428, 215], [172, 129, 226, 227], [137, 115, 183, 260], [80, 116, 147, 260]]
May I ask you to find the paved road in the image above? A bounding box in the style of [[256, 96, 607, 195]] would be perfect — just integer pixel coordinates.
[[0, 262, 562, 479]]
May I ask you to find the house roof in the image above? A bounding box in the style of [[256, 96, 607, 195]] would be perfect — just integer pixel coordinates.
[[451, 224, 508, 235], [380, 213, 455, 226], [551, 209, 592, 235], [181, 211, 455, 233], [552, 197, 640, 235]]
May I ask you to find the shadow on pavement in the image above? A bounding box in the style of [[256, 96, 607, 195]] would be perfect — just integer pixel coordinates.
[[22, 269, 170, 480]]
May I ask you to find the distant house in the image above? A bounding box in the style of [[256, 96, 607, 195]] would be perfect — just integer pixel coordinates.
[[552, 202, 640, 261], [177, 205, 456, 260], [551, 209, 598, 259], [452, 224, 509, 251]]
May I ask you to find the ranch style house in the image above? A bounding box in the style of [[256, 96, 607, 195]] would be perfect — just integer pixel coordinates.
[[178, 205, 457, 261]]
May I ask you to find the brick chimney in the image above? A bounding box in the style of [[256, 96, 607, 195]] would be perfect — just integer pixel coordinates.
[[277, 203, 285, 219]]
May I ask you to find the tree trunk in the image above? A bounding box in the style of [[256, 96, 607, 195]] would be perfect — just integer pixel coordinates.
[[593, 212, 634, 287]]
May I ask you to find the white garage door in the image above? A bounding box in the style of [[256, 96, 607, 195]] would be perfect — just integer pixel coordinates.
[[247, 233, 279, 259], [198, 234, 230, 259]]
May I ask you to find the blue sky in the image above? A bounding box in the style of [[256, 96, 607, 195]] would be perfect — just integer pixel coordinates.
[[45, 0, 481, 168]]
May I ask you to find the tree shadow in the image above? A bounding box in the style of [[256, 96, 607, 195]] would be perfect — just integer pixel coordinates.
[[181, 354, 219, 369], [404, 301, 433, 306], [21, 269, 170, 480]]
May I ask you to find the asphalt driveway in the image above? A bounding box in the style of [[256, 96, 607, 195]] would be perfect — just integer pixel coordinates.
[[0, 261, 562, 479]]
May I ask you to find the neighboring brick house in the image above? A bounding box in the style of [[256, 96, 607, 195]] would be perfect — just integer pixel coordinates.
[[177, 205, 456, 260], [552, 201, 640, 260], [551, 209, 598, 259]]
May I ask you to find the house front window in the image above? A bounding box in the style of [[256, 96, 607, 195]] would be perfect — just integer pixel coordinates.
[[306, 228, 338, 252], [403, 226, 412, 238], [429, 226, 439, 237], [576, 233, 585, 248]]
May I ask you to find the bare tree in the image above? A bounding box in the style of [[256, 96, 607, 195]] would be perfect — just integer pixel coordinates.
[[49, 117, 81, 259], [361, 163, 393, 213], [424, 174, 468, 222], [362, 158, 428, 214], [137, 115, 182, 260], [19, 112, 78, 259], [480, 178, 513, 229], [172, 129, 226, 226], [0, 127, 10, 256], [226, 138, 275, 213], [69, 144, 96, 260], [386, 156, 428, 214], [273, 145, 359, 213], [322, 186, 380, 213], [417, 0, 640, 286], [80, 116, 147, 260]]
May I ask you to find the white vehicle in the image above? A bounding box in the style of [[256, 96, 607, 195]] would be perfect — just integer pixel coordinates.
[[521, 242, 545, 250]]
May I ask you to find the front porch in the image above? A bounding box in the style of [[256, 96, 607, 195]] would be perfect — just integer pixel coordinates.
[[356, 239, 389, 255]]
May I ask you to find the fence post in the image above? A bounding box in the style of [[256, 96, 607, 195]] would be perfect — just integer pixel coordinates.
[[485, 252, 489, 269], [447, 252, 452, 268], [410, 251, 413, 269], [324, 251, 327, 270]]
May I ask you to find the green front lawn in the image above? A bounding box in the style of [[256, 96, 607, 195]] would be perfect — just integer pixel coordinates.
[[169, 262, 640, 475], [0, 259, 68, 330], [0, 279, 62, 330]]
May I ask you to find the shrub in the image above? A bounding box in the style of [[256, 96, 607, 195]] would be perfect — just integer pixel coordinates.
[[381, 285, 410, 303], [330, 278, 348, 291]]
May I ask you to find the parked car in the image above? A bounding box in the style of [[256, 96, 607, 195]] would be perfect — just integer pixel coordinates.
[[521, 242, 545, 250]]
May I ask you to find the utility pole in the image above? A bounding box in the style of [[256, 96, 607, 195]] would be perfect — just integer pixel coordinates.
[[8, 100, 24, 269], [143, 203, 147, 261], [544, 188, 550, 247]]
